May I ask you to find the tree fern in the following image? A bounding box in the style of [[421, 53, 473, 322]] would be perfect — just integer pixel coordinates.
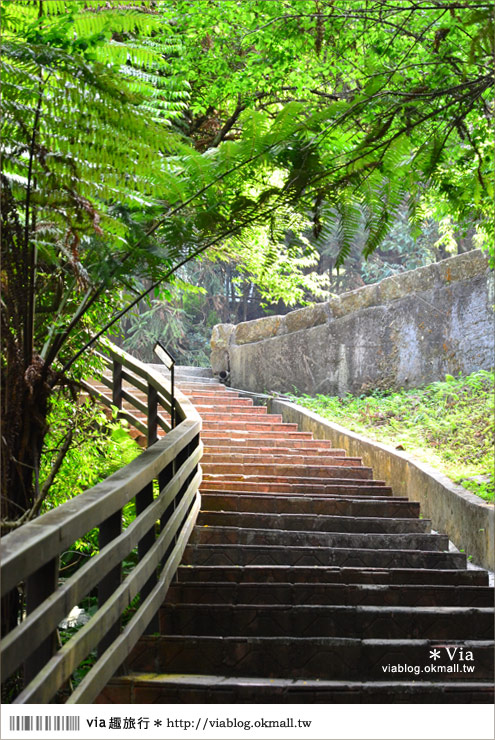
[[334, 201, 363, 267]]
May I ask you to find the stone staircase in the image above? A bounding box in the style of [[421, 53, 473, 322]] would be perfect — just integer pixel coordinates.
[[98, 367, 494, 704]]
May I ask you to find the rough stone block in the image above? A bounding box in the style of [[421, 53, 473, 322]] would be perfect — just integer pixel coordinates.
[[332, 284, 379, 317], [210, 323, 234, 351], [438, 249, 490, 283], [210, 347, 229, 375], [284, 303, 329, 334], [378, 263, 438, 304], [325, 296, 342, 318], [210, 323, 235, 375], [234, 315, 283, 345]]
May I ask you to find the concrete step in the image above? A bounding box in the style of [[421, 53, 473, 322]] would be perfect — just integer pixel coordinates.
[[177, 378, 217, 385], [201, 436, 334, 449], [176, 565, 489, 587], [200, 480, 393, 496], [182, 543, 466, 569], [194, 404, 266, 414], [177, 366, 214, 377], [202, 493, 408, 504], [193, 401, 255, 410], [198, 510, 431, 533], [187, 390, 245, 400], [125, 634, 494, 681], [199, 493, 421, 518], [200, 430, 314, 440], [178, 381, 229, 391], [202, 452, 363, 466], [191, 526, 448, 551], [98, 673, 495, 704], [166, 581, 495, 608], [201, 421, 300, 432], [200, 490, 402, 505], [159, 603, 494, 640], [203, 445, 350, 457], [149, 364, 214, 378], [198, 410, 272, 422], [201, 463, 373, 479]]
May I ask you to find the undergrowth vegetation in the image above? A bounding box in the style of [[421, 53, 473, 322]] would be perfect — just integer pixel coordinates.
[[291, 371, 494, 502], [41, 394, 141, 561], [40, 395, 143, 694], [41, 395, 141, 510]]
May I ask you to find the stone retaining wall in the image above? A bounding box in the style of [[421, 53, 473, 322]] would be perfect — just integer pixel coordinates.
[[269, 399, 495, 571], [211, 250, 493, 395]]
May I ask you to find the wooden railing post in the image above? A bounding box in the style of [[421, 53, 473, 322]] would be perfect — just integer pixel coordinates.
[[135, 482, 158, 634], [24, 558, 59, 684], [191, 432, 201, 480], [170, 361, 176, 429], [147, 383, 158, 447], [112, 360, 123, 409], [97, 511, 122, 655], [159, 460, 176, 570]]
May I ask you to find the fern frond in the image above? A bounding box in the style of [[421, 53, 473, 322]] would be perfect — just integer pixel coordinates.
[[335, 201, 363, 267]]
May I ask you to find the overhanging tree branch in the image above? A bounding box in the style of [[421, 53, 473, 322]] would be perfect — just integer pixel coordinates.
[[61, 202, 282, 374]]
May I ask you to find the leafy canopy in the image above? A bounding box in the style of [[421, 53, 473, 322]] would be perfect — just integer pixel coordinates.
[[161, 0, 493, 260]]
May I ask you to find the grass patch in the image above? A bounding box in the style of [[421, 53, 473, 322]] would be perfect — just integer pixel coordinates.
[[290, 370, 494, 503]]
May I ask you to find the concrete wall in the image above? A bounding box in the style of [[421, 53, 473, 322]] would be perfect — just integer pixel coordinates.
[[269, 399, 495, 571], [211, 250, 494, 395]]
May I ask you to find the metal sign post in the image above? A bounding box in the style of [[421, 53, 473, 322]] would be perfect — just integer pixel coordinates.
[[153, 340, 176, 429]]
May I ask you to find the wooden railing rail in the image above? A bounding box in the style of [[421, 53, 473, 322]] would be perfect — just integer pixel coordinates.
[[83, 344, 176, 441], [0, 341, 202, 704]]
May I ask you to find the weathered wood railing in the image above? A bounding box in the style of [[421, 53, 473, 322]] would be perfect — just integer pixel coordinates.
[[0, 341, 202, 704]]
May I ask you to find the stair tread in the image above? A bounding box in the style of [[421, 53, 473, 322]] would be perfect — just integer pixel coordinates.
[[138, 633, 495, 646], [103, 672, 494, 703], [169, 580, 493, 592], [166, 581, 494, 606], [198, 511, 430, 531], [200, 493, 420, 516], [126, 633, 494, 681], [177, 564, 488, 585], [113, 672, 495, 688], [183, 544, 466, 570], [191, 527, 449, 551]]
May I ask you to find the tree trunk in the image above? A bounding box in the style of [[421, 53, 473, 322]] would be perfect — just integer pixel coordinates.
[[1, 178, 54, 638]]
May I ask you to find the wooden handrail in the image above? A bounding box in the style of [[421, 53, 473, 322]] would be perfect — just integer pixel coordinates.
[[0, 341, 202, 704]]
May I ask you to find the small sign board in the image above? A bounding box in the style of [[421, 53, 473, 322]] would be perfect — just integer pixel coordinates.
[[153, 340, 175, 370]]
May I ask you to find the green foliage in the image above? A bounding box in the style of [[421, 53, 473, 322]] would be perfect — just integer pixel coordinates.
[[41, 393, 141, 552], [156, 0, 494, 263], [290, 371, 494, 502], [41, 395, 141, 510], [216, 213, 331, 307], [121, 286, 211, 366], [318, 205, 450, 292]]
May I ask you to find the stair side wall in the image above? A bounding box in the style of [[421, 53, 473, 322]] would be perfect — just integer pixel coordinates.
[[212, 250, 493, 395]]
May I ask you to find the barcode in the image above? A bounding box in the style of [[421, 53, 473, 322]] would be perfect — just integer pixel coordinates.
[[9, 716, 80, 732]]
